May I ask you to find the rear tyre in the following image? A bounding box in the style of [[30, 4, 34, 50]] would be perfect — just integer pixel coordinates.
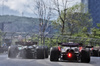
[[50, 47, 60, 61], [81, 50, 90, 63], [25, 49, 33, 59], [98, 50, 100, 57], [44, 46, 48, 58], [19, 49, 26, 59], [36, 46, 45, 59], [8, 46, 18, 58], [92, 49, 98, 56]]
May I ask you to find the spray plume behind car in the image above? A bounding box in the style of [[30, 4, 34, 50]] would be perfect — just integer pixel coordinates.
[[8, 41, 48, 59]]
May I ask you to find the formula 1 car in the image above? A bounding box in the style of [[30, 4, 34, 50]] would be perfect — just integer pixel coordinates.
[[85, 45, 100, 57], [50, 42, 90, 63], [85, 45, 93, 55], [91, 46, 100, 57], [8, 41, 48, 59]]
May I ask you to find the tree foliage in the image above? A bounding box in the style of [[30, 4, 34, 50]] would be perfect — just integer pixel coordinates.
[[52, 3, 92, 35], [91, 23, 100, 38]]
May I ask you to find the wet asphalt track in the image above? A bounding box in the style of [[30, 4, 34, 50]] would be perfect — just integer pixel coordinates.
[[0, 54, 100, 66]]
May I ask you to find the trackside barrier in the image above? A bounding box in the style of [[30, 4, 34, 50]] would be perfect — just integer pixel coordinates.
[[1, 32, 100, 47]]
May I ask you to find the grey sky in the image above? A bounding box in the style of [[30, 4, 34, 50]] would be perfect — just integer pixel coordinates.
[[0, 0, 81, 18]]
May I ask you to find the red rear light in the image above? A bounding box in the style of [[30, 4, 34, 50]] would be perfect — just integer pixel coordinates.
[[91, 48, 93, 50], [68, 53, 72, 58]]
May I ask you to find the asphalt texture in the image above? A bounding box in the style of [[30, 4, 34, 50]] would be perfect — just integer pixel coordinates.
[[0, 54, 100, 66]]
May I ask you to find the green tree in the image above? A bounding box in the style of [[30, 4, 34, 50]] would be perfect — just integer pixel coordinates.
[[52, 0, 69, 34], [91, 23, 100, 38], [52, 3, 92, 35]]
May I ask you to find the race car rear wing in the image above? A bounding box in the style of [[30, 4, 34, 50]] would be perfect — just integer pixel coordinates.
[[15, 41, 37, 46], [58, 43, 79, 47], [85, 46, 93, 48]]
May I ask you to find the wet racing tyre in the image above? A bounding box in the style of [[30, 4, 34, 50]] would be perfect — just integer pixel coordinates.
[[0, 48, 4, 53], [8, 45, 19, 58], [36, 46, 45, 59], [98, 50, 100, 57], [50, 47, 60, 61], [92, 49, 98, 56], [19, 49, 27, 59], [81, 50, 90, 63], [25, 49, 33, 59], [44, 46, 48, 58]]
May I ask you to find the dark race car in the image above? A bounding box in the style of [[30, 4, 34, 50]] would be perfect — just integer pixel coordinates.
[[8, 41, 48, 59], [50, 42, 90, 63], [85, 45, 100, 57], [85, 45, 94, 55], [92, 46, 100, 57]]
